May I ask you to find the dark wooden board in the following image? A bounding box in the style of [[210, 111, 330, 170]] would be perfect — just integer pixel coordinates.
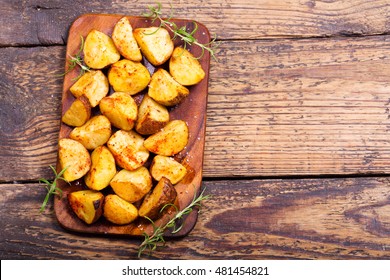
[[2, 0, 390, 46], [2, 177, 390, 259], [53, 14, 211, 237]]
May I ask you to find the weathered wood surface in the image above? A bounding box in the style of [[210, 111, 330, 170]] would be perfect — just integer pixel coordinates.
[[2, 35, 390, 180], [1, 177, 390, 259], [2, 0, 390, 260], [1, 0, 390, 46]]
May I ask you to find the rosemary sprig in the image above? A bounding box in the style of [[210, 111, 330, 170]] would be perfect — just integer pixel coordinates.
[[60, 35, 90, 80], [39, 165, 68, 213], [138, 187, 211, 257], [143, 2, 219, 60]]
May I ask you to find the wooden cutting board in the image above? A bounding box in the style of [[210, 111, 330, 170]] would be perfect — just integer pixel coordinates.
[[54, 14, 211, 237]]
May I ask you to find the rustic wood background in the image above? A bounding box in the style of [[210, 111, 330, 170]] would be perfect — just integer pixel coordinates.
[[1, 0, 390, 259]]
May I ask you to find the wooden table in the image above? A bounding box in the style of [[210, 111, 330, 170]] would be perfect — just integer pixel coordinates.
[[1, 0, 390, 260]]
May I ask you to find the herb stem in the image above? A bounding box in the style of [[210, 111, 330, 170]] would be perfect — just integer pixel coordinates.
[[143, 2, 219, 60], [138, 187, 211, 257], [39, 165, 68, 212]]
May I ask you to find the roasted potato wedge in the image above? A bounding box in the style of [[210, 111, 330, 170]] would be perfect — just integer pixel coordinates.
[[133, 27, 174, 66], [144, 120, 189, 156], [69, 115, 112, 150], [135, 94, 169, 135], [58, 138, 91, 182], [85, 146, 116, 191], [110, 167, 152, 203], [99, 92, 138, 131], [112, 17, 142, 62], [69, 70, 109, 107], [150, 155, 187, 184], [83, 29, 121, 69], [108, 59, 150, 95], [103, 194, 138, 225], [61, 95, 91, 127], [169, 47, 205, 86], [148, 68, 190, 106], [68, 190, 104, 224], [107, 130, 149, 171], [139, 177, 177, 219]]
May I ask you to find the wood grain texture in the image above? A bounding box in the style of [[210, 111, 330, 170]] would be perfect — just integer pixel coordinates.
[[0, 46, 64, 182], [204, 35, 390, 177], [2, 177, 390, 259], [2, 35, 390, 180], [1, 0, 390, 46]]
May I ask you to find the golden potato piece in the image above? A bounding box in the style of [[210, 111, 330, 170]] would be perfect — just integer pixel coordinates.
[[58, 138, 91, 182], [103, 194, 138, 225], [85, 146, 116, 191], [107, 130, 149, 171], [69, 115, 112, 150], [133, 27, 174, 66], [99, 92, 138, 131], [83, 29, 121, 69], [144, 120, 189, 156], [112, 17, 142, 62], [108, 59, 150, 95], [148, 68, 189, 106], [135, 94, 169, 135], [150, 155, 187, 184], [69, 70, 109, 107], [139, 177, 177, 219], [110, 167, 152, 203], [169, 47, 205, 86], [68, 190, 104, 224], [61, 95, 91, 127]]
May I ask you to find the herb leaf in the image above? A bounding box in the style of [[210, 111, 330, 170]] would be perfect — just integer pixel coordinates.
[[59, 35, 90, 80], [143, 2, 219, 60], [138, 187, 211, 257], [39, 165, 68, 213]]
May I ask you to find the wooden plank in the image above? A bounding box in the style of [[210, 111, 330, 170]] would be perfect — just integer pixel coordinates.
[[1, 177, 390, 259], [204, 35, 390, 177], [2, 35, 390, 180], [1, 0, 390, 46], [0, 46, 64, 182]]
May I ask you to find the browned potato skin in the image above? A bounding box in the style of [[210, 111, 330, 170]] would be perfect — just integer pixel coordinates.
[[61, 95, 91, 127], [112, 17, 142, 62], [108, 59, 150, 95], [103, 194, 138, 225], [169, 47, 206, 86], [83, 29, 121, 69], [85, 146, 117, 191], [148, 68, 190, 106], [133, 27, 174, 66], [138, 177, 177, 219], [69, 115, 112, 150], [68, 190, 104, 224], [150, 155, 187, 185], [99, 92, 138, 131], [135, 94, 169, 135], [69, 70, 109, 107], [58, 138, 91, 182], [144, 120, 189, 156], [107, 130, 149, 171], [110, 167, 152, 203]]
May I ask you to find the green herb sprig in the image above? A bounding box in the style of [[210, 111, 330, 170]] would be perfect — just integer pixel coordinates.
[[39, 165, 68, 213], [60, 36, 90, 80], [143, 2, 219, 60], [138, 187, 211, 257]]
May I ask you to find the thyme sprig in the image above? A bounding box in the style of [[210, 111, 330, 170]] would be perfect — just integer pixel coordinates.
[[143, 2, 219, 60], [60, 35, 90, 80], [39, 165, 68, 213], [138, 187, 211, 257]]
